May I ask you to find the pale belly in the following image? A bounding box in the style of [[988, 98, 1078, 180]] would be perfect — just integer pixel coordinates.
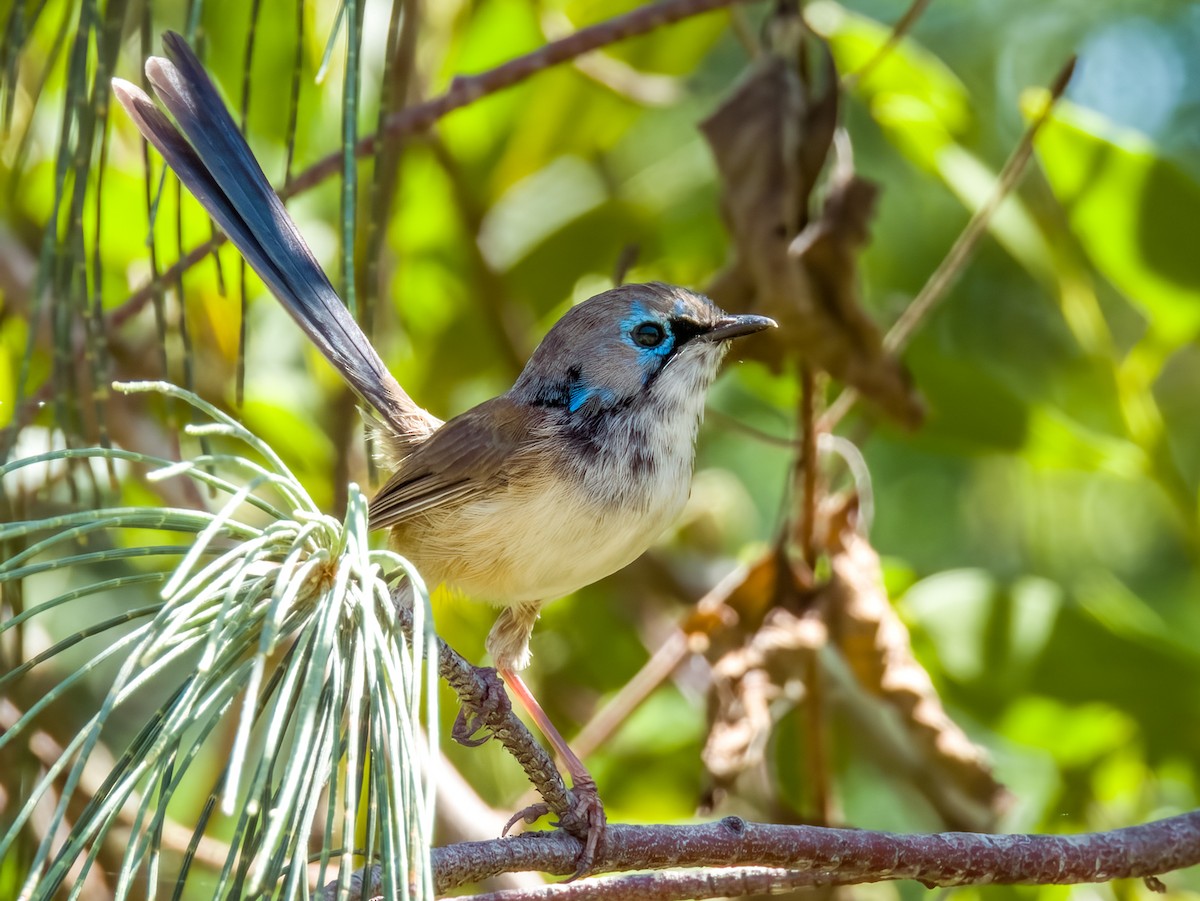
[[390, 473, 689, 604]]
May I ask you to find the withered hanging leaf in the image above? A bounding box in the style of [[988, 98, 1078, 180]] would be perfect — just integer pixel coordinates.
[[694, 548, 816, 794], [699, 495, 1008, 826], [702, 606, 826, 788], [824, 497, 1008, 828], [701, 15, 923, 427], [681, 548, 792, 656]]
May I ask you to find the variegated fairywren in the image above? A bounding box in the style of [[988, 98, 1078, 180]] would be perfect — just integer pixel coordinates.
[[114, 32, 775, 866]]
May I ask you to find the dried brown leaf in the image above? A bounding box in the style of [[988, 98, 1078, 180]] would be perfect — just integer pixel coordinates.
[[696, 496, 1008, 828], [824, 497, 1009, 826], [682, 550, 785, 648], [703, 606, 826, 786], [701, 13, 922, 427]]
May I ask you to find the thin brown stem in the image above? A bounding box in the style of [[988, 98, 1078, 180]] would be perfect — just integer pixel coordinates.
[[286, 0, 753, 198], [708, 408, 799, 448], [820, 55, 1076, 433], [886, 57, 1077, 355], [538, 6, 682, 106], [840, 0, 933, 89], [572, 630, 689, 759]]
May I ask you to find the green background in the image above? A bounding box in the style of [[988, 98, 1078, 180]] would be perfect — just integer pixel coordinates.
[[2, 0, 1198, 896]]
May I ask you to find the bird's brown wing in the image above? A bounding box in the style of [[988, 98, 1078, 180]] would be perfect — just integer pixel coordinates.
[[367, 396, 543, 530]]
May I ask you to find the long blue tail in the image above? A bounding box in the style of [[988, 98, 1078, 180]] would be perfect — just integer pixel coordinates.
[[112, 32, 437, 442]]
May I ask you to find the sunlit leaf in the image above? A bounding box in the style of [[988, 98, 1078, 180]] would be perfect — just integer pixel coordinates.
[[1025, 94, 1200, 347], [808, 0, 970, 135]]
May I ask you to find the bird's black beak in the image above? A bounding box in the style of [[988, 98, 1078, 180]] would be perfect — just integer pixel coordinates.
[[703, 314, 777, 342]]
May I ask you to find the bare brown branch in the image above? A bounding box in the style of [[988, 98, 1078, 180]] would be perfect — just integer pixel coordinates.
[[425, 812, 1200, 895], [461, 867, 828, 901]]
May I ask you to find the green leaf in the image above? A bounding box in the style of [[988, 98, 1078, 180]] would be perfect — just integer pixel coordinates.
[[808, 0, 971, 135], [1025, 94, 1200, 347], [999, 697, 1134, 769]]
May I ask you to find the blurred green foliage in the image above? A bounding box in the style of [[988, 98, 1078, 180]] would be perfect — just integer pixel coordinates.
[[2, 0, 1199, 896]]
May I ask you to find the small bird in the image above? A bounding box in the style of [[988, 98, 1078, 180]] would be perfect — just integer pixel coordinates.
[[113, 32, 774, 868]]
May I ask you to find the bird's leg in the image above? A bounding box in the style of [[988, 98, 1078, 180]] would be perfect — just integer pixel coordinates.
[[483, 603, 604, 876], [498, 666, 606, 876]]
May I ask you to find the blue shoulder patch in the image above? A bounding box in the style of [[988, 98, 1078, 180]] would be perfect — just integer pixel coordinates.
[[568, 380, 616, 412]]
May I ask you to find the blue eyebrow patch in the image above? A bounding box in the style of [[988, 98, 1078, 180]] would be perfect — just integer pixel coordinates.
[[621, 302, 675, 358], [621, 301, 654, 331]]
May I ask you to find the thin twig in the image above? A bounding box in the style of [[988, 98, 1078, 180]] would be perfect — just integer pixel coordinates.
[[708, 408, 799, 448], [819, 55, 1076, 434], [572, 630, 690, 759], [553, 552, 780, 769], [886, 57, 1077, 355], [503, 628, 695, 822], [539, 7, 683, 106], [840, 0, 933, 89], [286, 0, 752, 197]]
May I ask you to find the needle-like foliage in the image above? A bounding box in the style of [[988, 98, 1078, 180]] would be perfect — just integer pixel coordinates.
[[0, 381, 438, 900]]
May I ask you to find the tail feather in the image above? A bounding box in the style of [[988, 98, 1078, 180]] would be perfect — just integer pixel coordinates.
[[112, 32, 438, 444]]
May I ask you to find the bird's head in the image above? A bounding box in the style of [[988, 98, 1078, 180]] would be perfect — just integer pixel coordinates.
[[510, 282, 775, 415]]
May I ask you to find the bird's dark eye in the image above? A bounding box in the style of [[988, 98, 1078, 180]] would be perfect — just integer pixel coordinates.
[[631, 321, 666, 348]]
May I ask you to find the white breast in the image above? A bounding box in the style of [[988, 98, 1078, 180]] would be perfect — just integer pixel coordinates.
[[403, 418, 702, 605], [400, 342, 722, 605], [402, 464, 687, 604]]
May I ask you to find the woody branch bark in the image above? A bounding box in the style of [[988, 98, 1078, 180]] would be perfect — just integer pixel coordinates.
[[423, 811, 1200, 896]]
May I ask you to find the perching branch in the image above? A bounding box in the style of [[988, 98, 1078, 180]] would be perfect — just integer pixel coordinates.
[[457, 868, 833, 901], [422, 812, 1200, 896]]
